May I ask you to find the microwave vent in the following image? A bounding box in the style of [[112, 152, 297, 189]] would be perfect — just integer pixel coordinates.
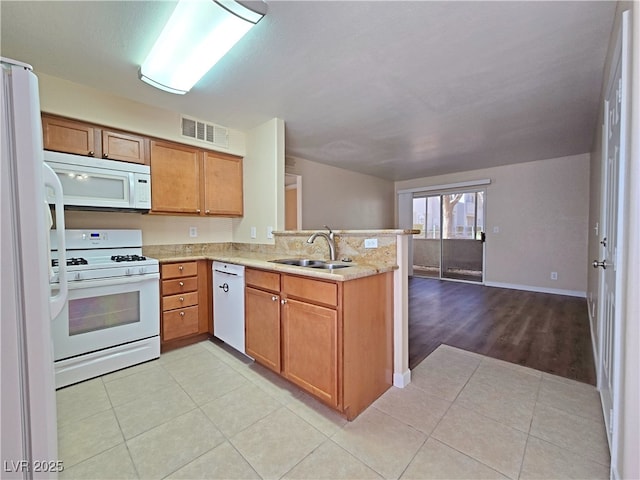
[[181, 116, 229, 148]]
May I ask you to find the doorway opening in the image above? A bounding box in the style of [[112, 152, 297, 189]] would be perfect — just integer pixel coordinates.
[[412, 190, 485, 282], [285, 173, 302, 230]]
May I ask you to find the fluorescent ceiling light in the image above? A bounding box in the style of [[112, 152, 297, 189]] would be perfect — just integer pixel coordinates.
[[139, 0, 266, 95]]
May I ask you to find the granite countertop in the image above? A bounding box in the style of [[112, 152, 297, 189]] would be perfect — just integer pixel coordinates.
[[153, 251, 397, 281]]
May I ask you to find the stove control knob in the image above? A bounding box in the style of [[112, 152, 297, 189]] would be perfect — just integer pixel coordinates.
[[74, 272, 82, 281], [138, 267, 146, 275], [125, 268, 133, 276]]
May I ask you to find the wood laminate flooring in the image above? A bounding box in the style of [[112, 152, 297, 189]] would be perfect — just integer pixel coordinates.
[[409, 277, 597, 385]]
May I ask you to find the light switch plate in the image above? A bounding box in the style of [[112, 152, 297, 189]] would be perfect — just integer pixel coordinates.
[[189, 227, 198, 238], [267, 226, 274, 239], [364, 238, 378, 248], [250, 226, 257, 239]]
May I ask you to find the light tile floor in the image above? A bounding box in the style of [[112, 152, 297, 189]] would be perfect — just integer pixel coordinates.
[[57, 341, 610, 480]]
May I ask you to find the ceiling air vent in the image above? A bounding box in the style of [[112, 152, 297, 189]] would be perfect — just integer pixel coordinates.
[[181, 116, 229, 148]]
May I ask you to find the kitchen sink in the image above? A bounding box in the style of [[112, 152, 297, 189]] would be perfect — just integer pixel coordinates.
[[270, 258, 325, 267], [309, 263, 349, 270], [269, 258, 351, 270]]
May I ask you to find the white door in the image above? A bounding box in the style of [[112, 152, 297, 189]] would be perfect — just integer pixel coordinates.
[[594, 10, 631, 460]]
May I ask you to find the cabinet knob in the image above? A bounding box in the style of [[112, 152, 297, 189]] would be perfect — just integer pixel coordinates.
[[281, 299, 287, 305], [179, 297, 184, 302], [196, 209, 201, 213], [271, 296, 278, 301], [205, 209, 210, 214], [180, 311, 185, 317], [103, 153, 109, 158], [179, 281, 184, 287], [88, 151, 94, 156], [178, 265, 183, 271]]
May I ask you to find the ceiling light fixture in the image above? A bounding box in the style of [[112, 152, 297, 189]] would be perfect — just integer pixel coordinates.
[[139, 0, 266, 95]]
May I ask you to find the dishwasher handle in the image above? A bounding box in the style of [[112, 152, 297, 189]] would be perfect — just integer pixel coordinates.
[[215, 269, 238, 277], [218, 283, 230, 293]]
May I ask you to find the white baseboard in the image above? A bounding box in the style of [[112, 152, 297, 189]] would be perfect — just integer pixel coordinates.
[[484, 281, 586, 298], [393, 369, 411, 388]]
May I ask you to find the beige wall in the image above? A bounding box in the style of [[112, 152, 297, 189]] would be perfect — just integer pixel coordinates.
[[38, 74, 246, 156], [396, 154, 591, 294], [589, 2, 639, 478], [63, 211, 233, 246], [232, 118, 285, 244], [286, 156, 394, 230]]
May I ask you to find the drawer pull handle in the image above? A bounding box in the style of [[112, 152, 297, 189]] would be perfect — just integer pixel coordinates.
[[179, 297, 184, 302], [179, 281, 184, 287], [178, 266, 183, 271], [180, 311, 185, 317]]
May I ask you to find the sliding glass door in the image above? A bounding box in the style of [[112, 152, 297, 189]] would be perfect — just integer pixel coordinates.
[[412, 190, 485, 282]]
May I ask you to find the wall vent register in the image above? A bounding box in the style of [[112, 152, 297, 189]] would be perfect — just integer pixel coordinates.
[[181, 116, 229, 148]]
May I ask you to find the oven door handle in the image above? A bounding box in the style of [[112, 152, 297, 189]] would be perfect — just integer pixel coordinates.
[[44, 163, 67, 319], [67, 273, 160, 290]]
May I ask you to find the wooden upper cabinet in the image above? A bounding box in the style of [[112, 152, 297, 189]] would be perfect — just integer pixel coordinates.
[[102, 130, 148, 164], [150, 140, 201, 214], [42, 114, 149, 165], [203, 152, 243, 216], [42, 114, 100, 157]]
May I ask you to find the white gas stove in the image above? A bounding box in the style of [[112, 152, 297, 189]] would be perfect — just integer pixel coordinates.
[[50, 229, 159, 283], [50, 229, 160, 388]]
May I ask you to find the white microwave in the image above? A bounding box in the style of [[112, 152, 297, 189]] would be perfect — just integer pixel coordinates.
[[44, 150, 151, 211]]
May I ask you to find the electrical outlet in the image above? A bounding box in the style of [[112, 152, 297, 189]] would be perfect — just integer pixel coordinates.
[[364, 238, 378, 248], [267, 226, 274, 239], [551, 272, 558, 280], [250, 226, 257, 239], [189, 226, 197, 238]]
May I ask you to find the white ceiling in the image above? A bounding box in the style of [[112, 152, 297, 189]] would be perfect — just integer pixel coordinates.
[[1, 1, 616, 181]]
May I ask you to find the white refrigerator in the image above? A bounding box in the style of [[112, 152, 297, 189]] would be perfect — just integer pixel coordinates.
[[1, 58, 67, 479]]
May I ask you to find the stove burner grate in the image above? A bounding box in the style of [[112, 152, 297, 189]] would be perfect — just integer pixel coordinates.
[[52, 257, 88, 267], [110, 254, 147, 262]]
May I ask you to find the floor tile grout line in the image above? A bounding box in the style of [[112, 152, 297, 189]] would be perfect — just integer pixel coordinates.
[[417, 349, 529, 479], [525, 431, 611, 468]]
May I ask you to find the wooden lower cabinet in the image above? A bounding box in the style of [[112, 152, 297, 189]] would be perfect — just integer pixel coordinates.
[[282, 298, 339, 407], [160, 260, 211, 351], [244, 268, 393, 420], [245, 287, 281, 372]]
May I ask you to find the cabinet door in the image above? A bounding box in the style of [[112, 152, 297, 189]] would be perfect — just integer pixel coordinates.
[[245, 287, 281, 372], [282, 298, 338, 407], [202, 152, 243, 216], [42, 114, 100, 157], [102, 129, 148, 164], [150, 141, 201, 214]]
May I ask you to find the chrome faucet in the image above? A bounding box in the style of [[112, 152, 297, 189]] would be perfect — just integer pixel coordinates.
[[306, 225, 337, 261]]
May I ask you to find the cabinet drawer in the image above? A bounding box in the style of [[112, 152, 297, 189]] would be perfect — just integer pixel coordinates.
[[282, 275, 338, 307], [162, 291, 198, 311], [161, 262, 198, 279], [246, 268, 280, 292], [162, 277, 198, 296], [163, 306, 199, 341]]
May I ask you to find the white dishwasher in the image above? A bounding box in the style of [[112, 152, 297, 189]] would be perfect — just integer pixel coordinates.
[[212, 262, 246, 354]]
